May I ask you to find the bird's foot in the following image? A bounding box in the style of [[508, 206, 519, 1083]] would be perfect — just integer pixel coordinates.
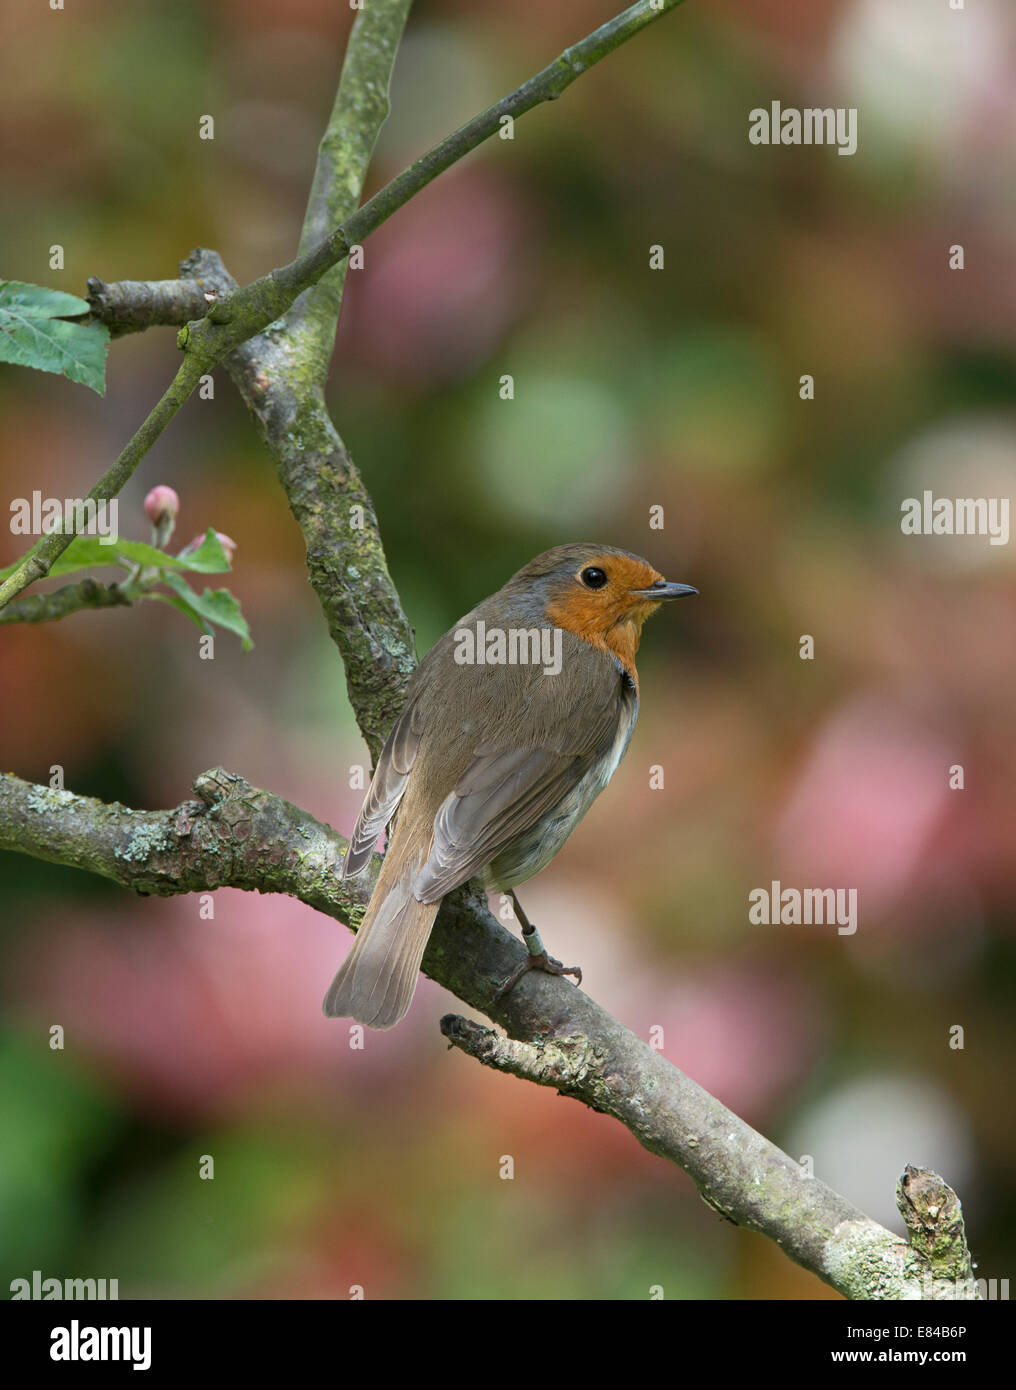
[[494, 921, 583, 1002]]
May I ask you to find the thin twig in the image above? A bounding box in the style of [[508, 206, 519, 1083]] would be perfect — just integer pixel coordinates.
[[85, 276, 214, 336], [0, 577, 132, 624]]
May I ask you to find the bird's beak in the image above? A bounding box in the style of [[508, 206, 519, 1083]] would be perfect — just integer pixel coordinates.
[[634, 580, 698, 600]]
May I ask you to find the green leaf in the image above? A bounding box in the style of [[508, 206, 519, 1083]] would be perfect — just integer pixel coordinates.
[[161, 572, 253, 651], [0, 536, 169, 583], [0, 536, 113, 583], [146, 591, 210, 633], [0, 529, 235, 584], [48, 535, 185, 577], [0, 283, 89, 317], [0, 280, 109, 394], [175, 528, 233, 573]]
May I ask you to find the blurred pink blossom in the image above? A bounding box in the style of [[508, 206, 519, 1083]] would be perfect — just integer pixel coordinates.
[[337, 165, 528, 385], [776, 693, 952, 915], [18, 887, 438, 1120]]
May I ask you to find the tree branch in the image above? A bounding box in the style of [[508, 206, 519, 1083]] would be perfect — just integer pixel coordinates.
[[3, 0, 684, 618], [896, 1164, 976, 1294], [0, 576, 132, 625], [0, 768, 359, 916], [188, 0, 419, 758], [290, 0, 415, 384], [179, 242, 418, 760], [0, 766, 978, 1300], [84, 275, 216, 336]]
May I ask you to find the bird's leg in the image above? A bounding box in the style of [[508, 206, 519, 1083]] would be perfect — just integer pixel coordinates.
[[493, 891, 583, 1001]]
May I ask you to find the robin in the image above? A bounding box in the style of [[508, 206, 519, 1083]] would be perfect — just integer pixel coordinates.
[[324, 543, 697, 1028]]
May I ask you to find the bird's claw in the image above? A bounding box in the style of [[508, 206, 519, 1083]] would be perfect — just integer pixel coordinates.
[[494, 950, 583, 1002]]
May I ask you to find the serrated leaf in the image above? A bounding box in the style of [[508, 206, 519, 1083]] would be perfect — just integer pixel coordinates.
[[161, 572, 253, 651], [0, 280, 109, 394]]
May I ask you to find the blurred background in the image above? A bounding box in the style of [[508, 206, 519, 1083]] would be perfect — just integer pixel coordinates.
[[1, 0, 1015, 1300]]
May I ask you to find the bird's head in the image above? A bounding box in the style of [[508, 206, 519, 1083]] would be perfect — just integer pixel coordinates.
[[504, 543, 697, 674]]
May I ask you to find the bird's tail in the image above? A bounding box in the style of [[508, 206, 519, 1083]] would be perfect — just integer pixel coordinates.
[[323, 835, 438, 1030]]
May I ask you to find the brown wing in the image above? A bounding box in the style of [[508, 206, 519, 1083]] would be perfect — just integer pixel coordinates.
[[340, 695, 423, 880], [412, 676, 631, 903]]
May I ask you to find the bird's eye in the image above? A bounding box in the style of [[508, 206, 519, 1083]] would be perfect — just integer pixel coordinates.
[[580, 566, 608, 590]]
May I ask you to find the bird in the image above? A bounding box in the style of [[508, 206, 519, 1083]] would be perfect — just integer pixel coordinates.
[[323, 543, 697, 1029]]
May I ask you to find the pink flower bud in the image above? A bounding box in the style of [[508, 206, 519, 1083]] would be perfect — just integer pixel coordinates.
[[144, 486, 180, 526], [186, 531, 237, 560]]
